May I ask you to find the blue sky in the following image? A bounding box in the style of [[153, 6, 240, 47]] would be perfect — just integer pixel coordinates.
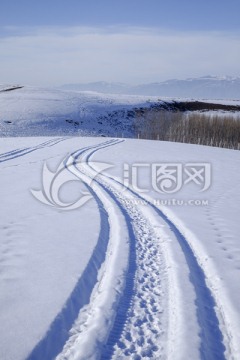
[[1, 0, 240, 30], [0, 0, 239, 86]]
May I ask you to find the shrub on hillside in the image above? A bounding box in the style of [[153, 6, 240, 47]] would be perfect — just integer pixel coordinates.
[[134, 110, 240, 150]]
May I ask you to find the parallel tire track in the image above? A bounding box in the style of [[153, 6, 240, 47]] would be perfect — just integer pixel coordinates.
[[26, 138, 228, 360], [26, 142, 114, 360], [26, 185, 110, 360], [56, 140, 168, 359], [84, 139, 227, 360], [0, 137, 67, 163], [71, 141, 169, 359]]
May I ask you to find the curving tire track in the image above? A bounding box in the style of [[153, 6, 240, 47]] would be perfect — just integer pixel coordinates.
[[67, 140, 168, 359], [27, 140, 130, 360], [26, 138, 229, 360], [83, 139, 227, 360], [26, 141, 116, 360]]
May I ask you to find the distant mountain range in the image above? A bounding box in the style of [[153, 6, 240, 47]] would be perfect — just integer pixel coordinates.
[[61, 76, 240, 100]]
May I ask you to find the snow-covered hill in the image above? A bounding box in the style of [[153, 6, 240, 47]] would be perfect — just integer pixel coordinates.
[[0, 137, 240, 360], [0, 85, 159, 137], [62, 76, 240, 100], [1, 85, 240, 138], [1, 84, 240, 360]]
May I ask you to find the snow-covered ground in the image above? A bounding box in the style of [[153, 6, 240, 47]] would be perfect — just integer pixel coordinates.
[[0, 85, 240, 359], [0, 135, 240, 360], [0, 86, 162, 137], [1, 85, 239, 139]]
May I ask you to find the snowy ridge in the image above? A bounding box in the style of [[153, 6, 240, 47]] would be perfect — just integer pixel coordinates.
[[61, 76, 240, 100], [1, 85, 240, 139], [0, 86, 160, 137]]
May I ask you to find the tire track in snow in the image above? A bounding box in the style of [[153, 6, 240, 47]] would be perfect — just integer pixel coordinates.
[[26, 186, 110, 360], [97, 185, 166, 360], [70, 141, 168, 359], [53, 139, 167, 360], [26, 141, 117, 360], [0, 137, 67, 163], [85, 140, 227, 360], [26, 138, 228, 359]]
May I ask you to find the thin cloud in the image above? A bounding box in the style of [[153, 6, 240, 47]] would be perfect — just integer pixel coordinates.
[[0, 26, 239, 86]]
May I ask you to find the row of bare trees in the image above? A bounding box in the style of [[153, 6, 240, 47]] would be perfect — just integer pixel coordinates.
[[134, 110, 240, 150]]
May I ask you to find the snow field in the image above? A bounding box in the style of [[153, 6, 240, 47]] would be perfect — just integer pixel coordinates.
[[0, 136, 240, 359]]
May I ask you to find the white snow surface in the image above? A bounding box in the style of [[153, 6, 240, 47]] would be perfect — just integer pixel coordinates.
[[0, 135, 240, 360], [0, 137, 103, 360], [1, 85, 239, 139], [0, 86, 161, 137], [0, 85, 240, 360]]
